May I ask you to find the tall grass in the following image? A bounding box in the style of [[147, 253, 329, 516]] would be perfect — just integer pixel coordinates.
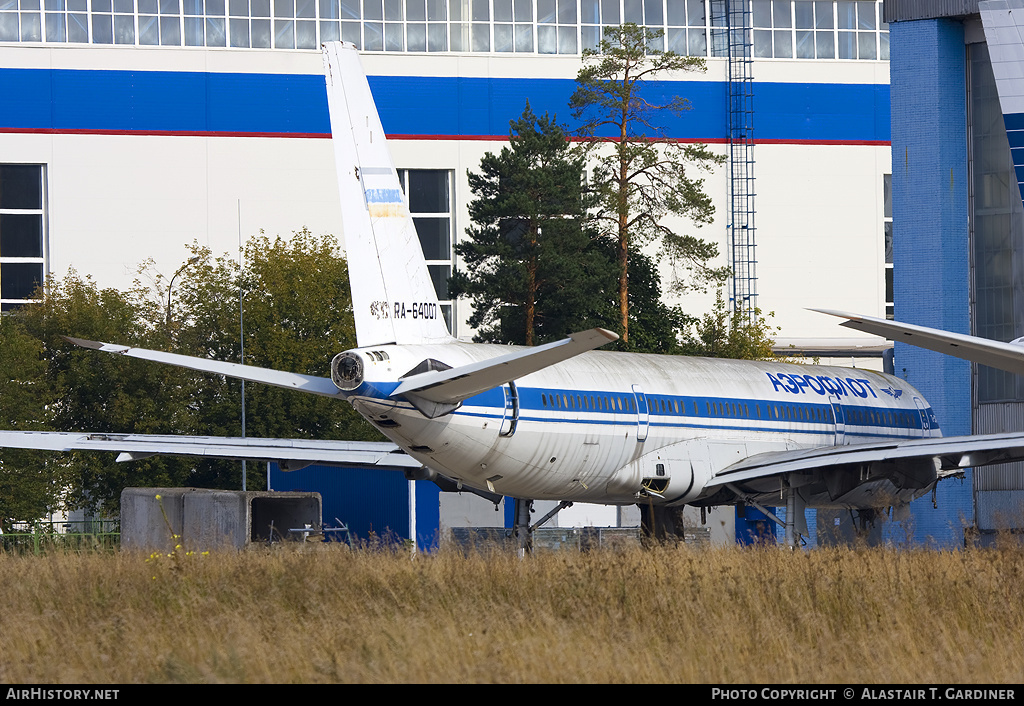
[[0, 543, 1020, 683]]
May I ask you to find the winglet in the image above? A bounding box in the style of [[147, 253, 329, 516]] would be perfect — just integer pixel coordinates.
[[62, 336, 128, 353]]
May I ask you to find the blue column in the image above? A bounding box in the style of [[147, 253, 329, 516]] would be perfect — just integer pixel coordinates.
[[890, 18, 973, 545]]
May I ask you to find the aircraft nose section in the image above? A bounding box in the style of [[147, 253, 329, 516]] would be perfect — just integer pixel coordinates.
[[331, 351, 364, 391]]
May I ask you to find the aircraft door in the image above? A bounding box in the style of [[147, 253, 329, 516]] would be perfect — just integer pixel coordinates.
[[632, 384, 649, 442], [499, 381, 519, 437], [829, 395, 845, 445], [913, 396, 930, 436]]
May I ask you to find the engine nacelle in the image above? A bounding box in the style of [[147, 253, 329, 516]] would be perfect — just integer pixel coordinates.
[[331, 351, 364, 391], [604, 439, 720, 505]]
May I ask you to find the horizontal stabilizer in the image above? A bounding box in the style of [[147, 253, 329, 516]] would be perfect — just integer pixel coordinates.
[[811, 310, 1024, 375], [391, 328, 618, 415], [63, 337, 342, 397], [0, 431, 421, 470]]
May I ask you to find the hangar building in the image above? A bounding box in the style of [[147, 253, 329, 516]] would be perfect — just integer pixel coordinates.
[[0, 0, 892, 340], [1, 0, 903, 540], [885, 0, 1024, 545]]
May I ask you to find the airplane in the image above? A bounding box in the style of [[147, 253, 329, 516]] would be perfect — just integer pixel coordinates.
[[5, 41, 1024, 550]]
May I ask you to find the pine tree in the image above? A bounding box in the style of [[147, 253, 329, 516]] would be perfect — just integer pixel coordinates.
[[451, 103, 613, 346], [570, 23, 728, 344]]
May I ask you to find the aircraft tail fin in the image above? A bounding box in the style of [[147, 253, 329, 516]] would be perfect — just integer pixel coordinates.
[[323, 42, 454, 348]]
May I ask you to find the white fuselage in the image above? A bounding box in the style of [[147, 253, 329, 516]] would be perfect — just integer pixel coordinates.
[[339, 343, 940, 507]]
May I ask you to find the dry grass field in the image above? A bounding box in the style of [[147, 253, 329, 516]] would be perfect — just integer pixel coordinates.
[[0, 542, 1021, 684]]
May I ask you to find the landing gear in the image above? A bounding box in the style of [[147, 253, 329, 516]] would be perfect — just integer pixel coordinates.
[[510, 498, 573, 556], [856, 507, 876, 533], [512, 498, 532, 556], [639, 503, 687, 544], [726, 481, 807, 549]]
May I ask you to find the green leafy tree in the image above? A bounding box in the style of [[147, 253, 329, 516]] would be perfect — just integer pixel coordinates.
[[451, 104, 614, 345], [0, 316, 65, 530], [570, 23, 728, 344], [4, 230, 377, 515], [175, 230, 377, 445], [13, 271, 198, 516], [680, 290, 780, 360]]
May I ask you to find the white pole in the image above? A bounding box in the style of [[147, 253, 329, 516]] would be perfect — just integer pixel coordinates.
[[408, 478, 417, 554], [238, 200, 246, 491]]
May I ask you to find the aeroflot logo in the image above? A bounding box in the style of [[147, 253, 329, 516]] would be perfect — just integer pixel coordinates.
[[767, 372, 887, 399], [364, 188, 402, 204]]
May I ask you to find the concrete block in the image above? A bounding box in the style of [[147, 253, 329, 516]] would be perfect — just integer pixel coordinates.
[[120, 487, 322, 552]]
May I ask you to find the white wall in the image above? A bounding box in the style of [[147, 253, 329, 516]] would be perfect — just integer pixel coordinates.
[[0, 44, 891, 348]]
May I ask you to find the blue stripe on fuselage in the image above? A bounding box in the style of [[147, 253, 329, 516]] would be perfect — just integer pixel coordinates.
[[354, 381, 939, 437]]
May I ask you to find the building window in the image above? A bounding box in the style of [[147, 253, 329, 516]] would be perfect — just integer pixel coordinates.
[[398, 169, 455, 334], [0, 165, 46, 312], [751, 0, 885, 60], [91, 0, 137, 45], [42, 0, 89, 43], [0, 0, 890, 56]]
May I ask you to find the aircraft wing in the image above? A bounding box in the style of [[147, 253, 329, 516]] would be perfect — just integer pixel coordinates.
[[64, 337, 342, 397], [706, 431, 1024, 489], [812, 309, 1024, 375], [0, 431, 420, 471]]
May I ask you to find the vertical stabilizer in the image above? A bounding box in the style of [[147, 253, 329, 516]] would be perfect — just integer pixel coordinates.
[[323, 42, 454, 347]]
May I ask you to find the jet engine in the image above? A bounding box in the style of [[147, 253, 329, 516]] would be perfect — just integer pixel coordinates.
[[331, 351, 364, 391]]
